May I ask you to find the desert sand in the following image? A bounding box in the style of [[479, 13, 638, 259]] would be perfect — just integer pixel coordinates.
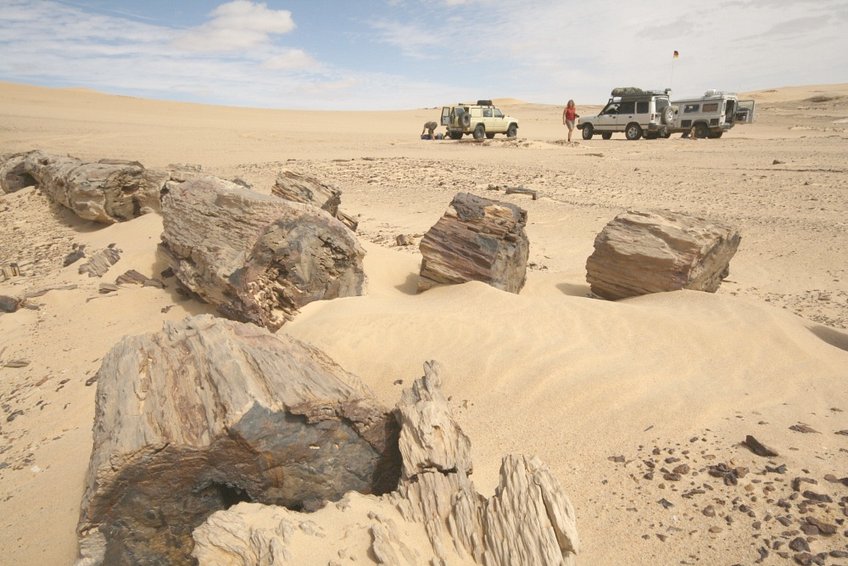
[[1, 80, 847, 565]]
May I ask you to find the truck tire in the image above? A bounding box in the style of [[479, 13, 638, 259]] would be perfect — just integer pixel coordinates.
[[507, 123, 517, 138], [582, 124, 594, 139], [473, 124, 485, 140], [449, 131, 463, 140], [461, 113, 471, 128], [708, 131, 723, 139], [625, 123, 643, 140], [486, 132, 495, 139], [694, 123, 709, 139]]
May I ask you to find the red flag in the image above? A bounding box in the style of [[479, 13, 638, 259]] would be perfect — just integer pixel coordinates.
[[673, 50, 679, 58]]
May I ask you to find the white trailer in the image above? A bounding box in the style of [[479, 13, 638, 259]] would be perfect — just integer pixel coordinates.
[[669, 90, 755, 138]]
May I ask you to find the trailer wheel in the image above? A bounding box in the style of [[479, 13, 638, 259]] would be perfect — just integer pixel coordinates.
[[582, 124, 594, 139]]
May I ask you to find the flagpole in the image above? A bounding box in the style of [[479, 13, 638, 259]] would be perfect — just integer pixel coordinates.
[[670, 50, 679, 93]]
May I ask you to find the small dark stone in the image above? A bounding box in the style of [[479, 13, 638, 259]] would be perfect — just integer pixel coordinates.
[[802, 491, 832, 503], [788, 537, 810, 552], [744, 435, 779, 457], [658, 498, 674, 509], [608, 455, 625, 463], [702, 505, 716, 517], [789, 423, 819, 434], [160, 267, 175, 278], [830, 550, 848, 558], [0, 295, 20, 313], [804, 516, 837, 535], [672, 463, 690, 475], [63, 246, 86, 267], [766, 464, 787, 474]]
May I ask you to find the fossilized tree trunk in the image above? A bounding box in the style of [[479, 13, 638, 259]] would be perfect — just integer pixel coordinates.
[[418, 192, 530, 293], [272, 169, 358, 231], [77, 315, 400, 566], [5, 150, 169, 223], [585, 209, 741, 300], [160, 176, 366, 331]]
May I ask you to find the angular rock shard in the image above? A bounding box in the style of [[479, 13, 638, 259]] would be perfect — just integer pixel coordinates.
[[418, 192, 530, 293], [160, 176, 366, 330], [77, 315, 400, 566], [15, 150, 168, 223], [192, 361, 579, 566], [272, 169, 358, 231], [585, 209, 741, 300]]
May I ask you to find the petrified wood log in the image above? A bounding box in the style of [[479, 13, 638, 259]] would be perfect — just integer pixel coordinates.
[[192, 361, 579, 566], [585, 209, 741, 300], [418, 192, 529, 293], [160, 176, 366, 331], [272, 169, 358, 231], [18, 150, 168, 223], [77, 315, 400, 566]]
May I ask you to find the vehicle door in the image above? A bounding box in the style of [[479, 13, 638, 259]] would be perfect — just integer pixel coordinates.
[[440, 107, 451, 126], [734, 100, 756, 123], [595, 101, 620, 131], [614, 100, 636, 131], [481, 106, 494, 132], [491, 107, 507, 133]]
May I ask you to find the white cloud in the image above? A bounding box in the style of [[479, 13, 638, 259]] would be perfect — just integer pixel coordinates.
[[263, 49, 318, 70], [175, 1, 296, 53]]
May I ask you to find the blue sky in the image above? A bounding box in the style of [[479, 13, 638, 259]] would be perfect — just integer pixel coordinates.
[[0, 0, 846, 110]]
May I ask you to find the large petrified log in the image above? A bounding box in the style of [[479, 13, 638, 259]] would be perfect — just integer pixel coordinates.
[[272, 169, 358, 231], [418, 192, 529, 293], [15, 150, 169, 223], [192, 361, 579, 566], [585, 209, 741, 300], [76, 315, 400, 566], [160, 176, 366, 331]]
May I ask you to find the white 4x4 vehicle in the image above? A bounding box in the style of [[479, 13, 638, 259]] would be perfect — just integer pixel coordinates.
[[578, 88, 673, 140], [440, 100, 519, 140]]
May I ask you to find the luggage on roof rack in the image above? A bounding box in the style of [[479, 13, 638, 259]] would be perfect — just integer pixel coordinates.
[[610, 87, 645, 96], [476, 99, 493, 106]]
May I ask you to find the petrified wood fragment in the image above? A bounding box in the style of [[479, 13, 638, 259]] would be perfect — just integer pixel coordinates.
[[192, 361, 579, 566], [160, 176, 366, 330], [586, 209, 741, 300], [418, 192, 529, 293], [77, 315, 400, 566], [19, 150, 168, 223], [272, 169, 358, 231], [0, 152, 37, 193]]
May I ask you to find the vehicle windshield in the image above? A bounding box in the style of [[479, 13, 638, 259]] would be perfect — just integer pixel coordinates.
[[602, 103, 619, 115]]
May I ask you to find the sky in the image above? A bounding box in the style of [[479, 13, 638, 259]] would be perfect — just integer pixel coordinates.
[[0, 0, 846, 110]]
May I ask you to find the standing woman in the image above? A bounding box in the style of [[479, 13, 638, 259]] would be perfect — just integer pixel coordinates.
[[563, 99, 579, 143]]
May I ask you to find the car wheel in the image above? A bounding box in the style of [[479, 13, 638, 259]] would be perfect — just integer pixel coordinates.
[[694, 123, 709, 139], [460, 112, 471, 128], [449, 131, 463, 140], [473, 124, 485, 140], [486, 132, 495, 139], [507, 124, 517, 138], [581, 124, 594, 139], [625, 123, 643, 140], [708, 131, 723, 139], [601, 132, 612, 140]]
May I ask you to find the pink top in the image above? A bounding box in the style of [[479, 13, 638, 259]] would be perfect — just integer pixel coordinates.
[[564, 107, 577, 121]]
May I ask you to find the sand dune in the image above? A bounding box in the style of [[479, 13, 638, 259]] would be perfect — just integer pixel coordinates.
[[1, 81, 847, 565]]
